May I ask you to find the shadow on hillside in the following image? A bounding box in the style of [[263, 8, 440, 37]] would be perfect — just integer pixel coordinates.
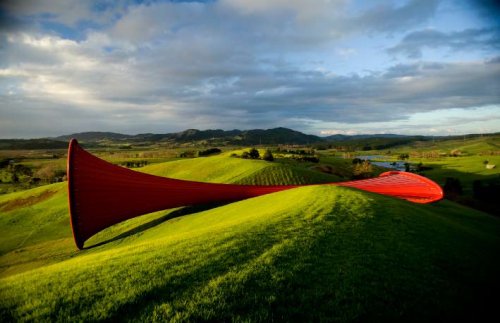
[[416, 163, 499, 216], [85, 202, 231, 249]]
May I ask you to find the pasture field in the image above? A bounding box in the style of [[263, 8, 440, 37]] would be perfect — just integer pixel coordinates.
[[1, 151, 500, 321], [348, 135, 500, 214]]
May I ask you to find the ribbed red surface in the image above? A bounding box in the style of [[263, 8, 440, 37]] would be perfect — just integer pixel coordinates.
[[67, 139, 443, 249]]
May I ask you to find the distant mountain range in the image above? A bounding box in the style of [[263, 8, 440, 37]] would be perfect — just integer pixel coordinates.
[[55, 128, 416, 144], [55, 127, 325, 145], [1, 127, 496, 150]]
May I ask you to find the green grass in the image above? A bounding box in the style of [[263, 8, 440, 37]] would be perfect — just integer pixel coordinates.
[[392, 134, 500, 155], [415, 156, 499, 189], [1, 154, 500, 321], [140, 155, 270, 183], [140, 153, 339, 185]]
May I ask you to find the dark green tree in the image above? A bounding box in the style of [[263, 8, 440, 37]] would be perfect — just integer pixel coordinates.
[[443, 177, 462, 200], [263, 149, 274, 161], [398, 153, 409, 160], [249, 148, 260, 159]]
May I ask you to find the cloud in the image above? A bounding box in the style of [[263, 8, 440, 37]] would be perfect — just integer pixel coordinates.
[[320, 129, 360, 136], [0, 0, 499, 137], [388, 28, 500, 58], [2, 26, 498, 137], [220, 0, 347, 21], [1, 0, 95, 26], [349, 0, 439, 33]]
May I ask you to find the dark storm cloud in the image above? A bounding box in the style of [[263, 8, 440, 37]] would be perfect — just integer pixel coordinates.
[[0, 8, 25, 33]]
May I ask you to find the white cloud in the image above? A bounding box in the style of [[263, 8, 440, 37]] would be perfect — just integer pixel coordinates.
[[335, 48, 358, 58], [320, 129, 359, 135]]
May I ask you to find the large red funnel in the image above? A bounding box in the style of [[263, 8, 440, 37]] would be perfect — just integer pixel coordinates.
[[67, 139, 442, 249]]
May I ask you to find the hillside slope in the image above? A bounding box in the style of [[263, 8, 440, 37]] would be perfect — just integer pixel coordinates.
[[140, 155, 340, 184], [0, 155, 339, 277], [1, 157, 499, 321]]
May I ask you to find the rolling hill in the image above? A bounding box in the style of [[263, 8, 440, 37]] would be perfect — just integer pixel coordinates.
[[140, 154, 340, 185], [1, 154, 499, 321], [55, 127, 324, 145]]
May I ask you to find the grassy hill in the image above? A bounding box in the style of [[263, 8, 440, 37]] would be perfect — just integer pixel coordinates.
[[140, 154, 340, 185], [1, 155, 499, 321]]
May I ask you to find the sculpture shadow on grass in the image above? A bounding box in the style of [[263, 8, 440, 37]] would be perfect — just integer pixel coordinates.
[[84, 202, 231, 249]]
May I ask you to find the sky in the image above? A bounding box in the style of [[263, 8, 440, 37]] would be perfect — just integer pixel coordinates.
[[0, 0, 499, 138]]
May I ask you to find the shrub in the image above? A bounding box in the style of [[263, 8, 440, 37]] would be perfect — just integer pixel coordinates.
[[352, 160, 373, 179], [263, 150, 274, 162], [179, 151, 198, 158], [198, 148, 222, 156], [34, 165, 56, 183], [352, 158, 363, 165], [293, 156, 319, 163], [249, 148, 260, 159], [398, 153, 409, 160]]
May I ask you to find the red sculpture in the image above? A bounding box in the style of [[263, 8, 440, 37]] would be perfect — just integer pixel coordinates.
[[67, 139, 442, 249]]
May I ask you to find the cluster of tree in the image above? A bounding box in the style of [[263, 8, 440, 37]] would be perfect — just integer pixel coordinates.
[[415, 162, 432, 172], [439, 176, 499, 216], [0, 159, 13, 168], [473, 179, 499, 203], [275, 146, 319, 162], [443, 177, 463, 200], [410, 151, 443, 159], [276, 147, 315, 155], [0, 163, 32, 183], [0, 139, 67, 150], [0, 162, 66, 185], [313, 144, 329, 150], [352, 158, 364, 164], [198, 148, 222, 156], [263, 150, 274, 161], [398, 153, 409, 160], [121, 160, 149, 168], [328, 137, 426, 152], [472, 179, 500, 215], [241, 148, 261, 159], [292, 156, 319, 163], [478, 150, 500, 156], [178, 150, 198, 158], [352, 160, 373, 179], [359, 139, 420, 151], [179, 148, 222, 158], [231, 148, 275, 162]]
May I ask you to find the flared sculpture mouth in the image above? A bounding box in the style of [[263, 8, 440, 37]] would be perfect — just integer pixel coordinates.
[[67, 139, 84, 249]]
